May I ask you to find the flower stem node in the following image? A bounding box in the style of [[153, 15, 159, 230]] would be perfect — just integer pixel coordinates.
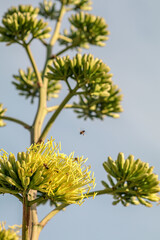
[[102, 153, 160, 207], [0, 138, 95, 205]]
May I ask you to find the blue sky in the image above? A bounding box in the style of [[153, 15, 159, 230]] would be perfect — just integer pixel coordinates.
[[0, 0, 160, 239]]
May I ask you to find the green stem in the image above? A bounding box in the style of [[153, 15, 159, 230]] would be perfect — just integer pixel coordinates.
[[55, 44, 75, 57], [50, 4, 66, 47], [86, 187, 140, 199], [27, 5, 66, 240], [86, 189, 113, 198], [39, 85, 79, 142], [19, 5, 66, 240], [31, 86, 48, 143], [42, 3, 66, 78], [0, 187, 20, 195], [23, 44, 43, 88], [23, 4, 66, 240], [47, 104, 78, 112], [24, 41, 47, 240], [0, 116, 30, 129], [22, 193, 30, 240], [28, 190, 39, 240], [13, 194, 23, 203], [58, 34, 73, 43], [28, 196, 46, 206]]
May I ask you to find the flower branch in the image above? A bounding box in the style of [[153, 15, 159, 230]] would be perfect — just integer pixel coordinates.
[[50, 4, 66, 47], [55, 44, 75, 57], [0, 116, 31, 129], [58, 34, 72, 43], [42, 3, 66, 80], [39, 85, 79, 142], [23, 43, 43, 88]]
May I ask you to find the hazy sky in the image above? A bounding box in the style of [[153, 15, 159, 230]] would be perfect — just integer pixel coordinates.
[[0, 1, 160, 239]]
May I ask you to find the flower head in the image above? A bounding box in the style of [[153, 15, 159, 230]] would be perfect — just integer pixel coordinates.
[[12, 67, 61, 103], [0, 5, 51, 45], [0, 138, 95, 205], [102, 153, 160, 207]]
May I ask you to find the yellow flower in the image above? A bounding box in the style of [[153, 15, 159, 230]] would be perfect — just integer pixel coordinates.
[[0, 222, 21, 240], [0, 138, 96, 205]]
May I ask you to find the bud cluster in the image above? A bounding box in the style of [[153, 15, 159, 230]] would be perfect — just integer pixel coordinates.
[[39, 0, 59, 20], [47, 54, 123, 119], [12, 68, 61, 103], [102, 153, 160, 207], [58, 0, 92, 11], [73, 84, 123, 120], [47, 53, 112, 86], [0, 5, 51, 45], [59, 12, 109, 49]]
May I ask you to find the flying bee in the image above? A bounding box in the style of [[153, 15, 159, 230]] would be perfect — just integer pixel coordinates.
[[43, 163, 49, 170], [73, 157, 79, 163], [80, 130, 85, 135]]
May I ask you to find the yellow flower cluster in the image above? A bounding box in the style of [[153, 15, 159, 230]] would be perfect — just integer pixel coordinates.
[[0, 139, 96, 205]]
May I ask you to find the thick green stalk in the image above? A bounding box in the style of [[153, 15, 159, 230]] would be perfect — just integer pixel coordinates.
[[24, 4, 67, 240], [23, 42, 48, 142], [28, 196, 45, 207], [39, 85, 79, 142], [31, 86, 48, 143], [27, 5, 66, 240], [23, 40, 48, 240], [33, 3, 67, 143], [28, 190, 39, 240], [50, 4, 66, 47], [22, 193, 30, 240], [42, 3, 66, 79]]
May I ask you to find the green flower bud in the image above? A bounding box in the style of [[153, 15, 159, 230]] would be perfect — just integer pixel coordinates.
[[102, 153, 160, 207], [0, 5, 51, 45], [39, 0, 59, 20], [12, 67, 61, 103], [59, 12, 109, 49], [58, 0, 92, 11]]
